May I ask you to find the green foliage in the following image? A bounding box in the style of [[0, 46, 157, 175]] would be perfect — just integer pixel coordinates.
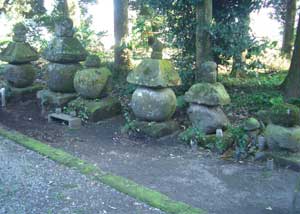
[[220, 72, 287, 89], [227, 125, 249, 158], [75, 15, 107, 52], [63, 101, 91, 121], [179, 127, 206, 145], [130, 0, 267, 87], [229, 91, 284, 113]]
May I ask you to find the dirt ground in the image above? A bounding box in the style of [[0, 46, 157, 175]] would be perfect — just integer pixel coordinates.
[[1, 95, 300, 214], [0, 136, 164, 214]]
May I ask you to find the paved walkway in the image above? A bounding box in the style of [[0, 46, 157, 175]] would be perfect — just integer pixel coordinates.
[[0, 137, 164, 214]]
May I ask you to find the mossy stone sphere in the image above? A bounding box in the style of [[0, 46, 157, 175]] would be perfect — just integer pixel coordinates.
[[74, 67, 112, 99], [4, 64, 36, 88], [131, 87, 176, 122]]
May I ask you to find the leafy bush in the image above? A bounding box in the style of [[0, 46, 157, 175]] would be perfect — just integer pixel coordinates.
[[178, 127, 206, 145]]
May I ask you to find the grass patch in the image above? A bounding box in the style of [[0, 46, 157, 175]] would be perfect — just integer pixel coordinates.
[[220, 72, 287, 90], [0, 127, 206, 214]]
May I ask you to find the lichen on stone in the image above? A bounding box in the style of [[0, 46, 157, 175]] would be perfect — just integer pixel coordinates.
[[184, 82, 231, 106], [127, 59, 181, 87]]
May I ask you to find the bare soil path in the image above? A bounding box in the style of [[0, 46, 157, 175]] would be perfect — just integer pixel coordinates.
[[0, 95, 299, 214]]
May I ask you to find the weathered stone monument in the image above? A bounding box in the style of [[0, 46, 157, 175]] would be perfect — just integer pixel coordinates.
[[67, 55, 121, 122], [127, 38, 182, 138], [184, 82, 231, 134], [0, 22, 42, 96], [37, 14, 88, 107], [264, 103, 300, 152], [195, 61, 217, 83]]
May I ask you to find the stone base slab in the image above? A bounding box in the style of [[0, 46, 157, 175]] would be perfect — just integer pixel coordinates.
[[132, 120, 180, 138], [8, 83, 44, 98], [37, 89, 77, 107], [67, 97, 121, 122]]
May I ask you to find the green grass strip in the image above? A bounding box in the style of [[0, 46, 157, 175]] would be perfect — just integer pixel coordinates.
[[0, 127, 206, 214]]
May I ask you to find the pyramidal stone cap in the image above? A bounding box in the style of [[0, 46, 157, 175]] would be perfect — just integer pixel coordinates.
[[0, 43, 39, 64], [12, 22, 27, 42], [43, 37, 88, 63], [127, 58, 181, 87], [0, 22, 39, 63], [184, 82, 231, 106]]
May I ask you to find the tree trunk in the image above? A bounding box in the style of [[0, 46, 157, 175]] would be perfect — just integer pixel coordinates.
[[114, 0, 131, 75], [231, 53, 244, 77], [281, 14, 300, 99], [230, 14, 250, 77], [281, 0, 297, 59], [195, 0, 213, 81]]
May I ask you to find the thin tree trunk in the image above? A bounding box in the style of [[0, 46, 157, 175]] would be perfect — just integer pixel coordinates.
[[281, 0, 297, 59], [230, 14, 250, 77], [231, 53, 244, 77], [195, 0, 213, 81], [281, 14, 300, 98], [114, 0, 131, 74]]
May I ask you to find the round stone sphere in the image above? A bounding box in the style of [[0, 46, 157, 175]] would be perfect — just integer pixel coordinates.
[[131, 87, 176, 122], [47, 63, 82, 93], [4, 63, 36, 88], [74, 67, 111, 99]]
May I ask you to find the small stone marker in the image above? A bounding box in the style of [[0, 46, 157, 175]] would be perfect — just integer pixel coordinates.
[[48, 113, 81, 129]]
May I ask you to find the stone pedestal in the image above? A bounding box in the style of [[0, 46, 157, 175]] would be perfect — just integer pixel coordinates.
[[9, 83, 44, 97], [132, 120, 180, 138], [37, 89, 77, 107], [67, 97, 121, 122]]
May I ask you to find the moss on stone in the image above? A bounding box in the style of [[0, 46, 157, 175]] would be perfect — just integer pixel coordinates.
[[131, 120, 180, 138], [0, 127, 206, 214], [184, 83, 231, 106], [4, 63, 37, 88], [67, 97, 121, 122], [265, 124, 300, 152], [127, 59, 181, 87], [9, 83, 44, 97], [0, 42, 39, 63], [37, 89, 77, 107], [43, 37, 88, 63], [47, 63, 82, 93], [131, 87, 177, 122], [74, 67, 112, 99], [269, 103, 300, 127], [176, 95, 188, 110], [243, 117, 260, 131]]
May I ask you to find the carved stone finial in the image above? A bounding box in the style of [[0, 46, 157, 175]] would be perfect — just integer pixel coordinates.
[[57, 0, 69, 17], [55, 16, 74, 37], [151, 38, 164, 60], [12, 22, 27, 42]]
